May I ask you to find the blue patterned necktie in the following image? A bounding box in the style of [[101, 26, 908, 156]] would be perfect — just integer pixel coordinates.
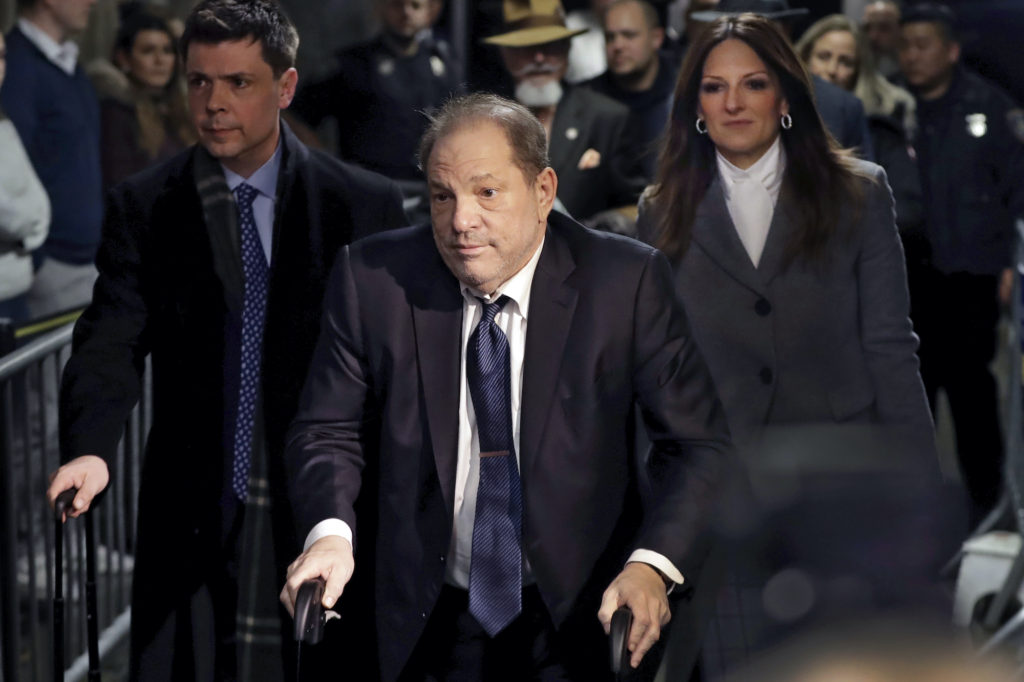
[[231, 183, 268, 501], [467, 295, 523, 637]]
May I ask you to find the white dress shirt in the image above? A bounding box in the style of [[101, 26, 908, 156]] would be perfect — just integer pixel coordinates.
[[221, 141, 282, 265], [17, 18, 79, 76], [306, 238, 684, 589], [716, 135, 786, 267]]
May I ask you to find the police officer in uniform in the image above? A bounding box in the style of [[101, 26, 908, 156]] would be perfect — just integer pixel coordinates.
[[290, 0, 461, 196], [900, 3, 1024, 522]]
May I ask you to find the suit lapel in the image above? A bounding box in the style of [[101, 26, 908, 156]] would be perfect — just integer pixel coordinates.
[[268, 121, 308, 269], [548, 86, 581, 176], [691, 179, 767, 297], [755, 191, 797, 285], [411, 246, 464, 514], [520, 219, 578, 480]]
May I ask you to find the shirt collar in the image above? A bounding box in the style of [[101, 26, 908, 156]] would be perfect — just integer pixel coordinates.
[[715, 134, 786, 202], [460, 235, 546, 321], [221, 138, 282, 200], [18, 17, 79, 75]]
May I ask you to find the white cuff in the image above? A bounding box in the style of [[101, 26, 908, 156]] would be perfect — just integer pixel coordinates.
[[627, 549, 685, 591], [304, 518, 352, 551]]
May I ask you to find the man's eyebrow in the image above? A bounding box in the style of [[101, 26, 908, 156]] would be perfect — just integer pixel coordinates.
[[185, 71, 254, 80], [469, 173, 499, 184]]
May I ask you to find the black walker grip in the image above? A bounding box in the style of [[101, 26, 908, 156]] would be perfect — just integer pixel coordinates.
[[294, 577, 327, 644], [54, 487, 77, 521], [609, 606, 633, 678]]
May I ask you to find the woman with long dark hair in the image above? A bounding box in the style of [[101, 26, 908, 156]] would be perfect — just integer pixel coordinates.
[[639, 13, 932, 451], [637, 14, 949, 674], [95, 6, 195, 189]]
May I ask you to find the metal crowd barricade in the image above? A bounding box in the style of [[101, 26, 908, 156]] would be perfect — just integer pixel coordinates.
[[0, 322, 150, 681], [966, 219, 1024, 658]]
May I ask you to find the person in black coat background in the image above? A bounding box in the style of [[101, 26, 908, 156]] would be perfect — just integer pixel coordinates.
[[899, 3, 1024, 523]]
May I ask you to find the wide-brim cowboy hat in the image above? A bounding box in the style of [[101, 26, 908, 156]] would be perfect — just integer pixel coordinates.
[[691, 0, 810, 22], [483, 0, 588, 47]]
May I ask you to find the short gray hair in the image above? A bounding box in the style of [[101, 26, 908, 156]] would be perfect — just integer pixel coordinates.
[[418, 93, 550, 184]]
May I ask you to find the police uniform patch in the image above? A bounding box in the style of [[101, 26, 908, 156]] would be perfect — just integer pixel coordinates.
[[430, 55, 445, 78], [1007, 109, 1024, 143], [966, 113, 986, 138]]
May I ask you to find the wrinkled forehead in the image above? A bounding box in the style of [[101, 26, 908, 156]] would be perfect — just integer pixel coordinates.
[[428, 119, 511, 168]]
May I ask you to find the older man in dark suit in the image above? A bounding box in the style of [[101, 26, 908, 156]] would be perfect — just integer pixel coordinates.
[[280, 92, 731, 681], [46, 1, 405, 679]]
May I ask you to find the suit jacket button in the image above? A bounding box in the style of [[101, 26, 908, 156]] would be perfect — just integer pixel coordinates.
[[439, 555, 446, 564], [759, 367, 773, 385], [755, 298, 772, 316]]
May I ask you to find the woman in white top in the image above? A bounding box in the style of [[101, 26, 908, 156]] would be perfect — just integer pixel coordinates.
[[636, 14, 949, 673], [0, 31, 50, 325], [638, 14, 931, 449]]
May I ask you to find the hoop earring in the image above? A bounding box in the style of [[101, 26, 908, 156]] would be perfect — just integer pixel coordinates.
[[781, 113, 793, 130], [695, 117, 708, 134]]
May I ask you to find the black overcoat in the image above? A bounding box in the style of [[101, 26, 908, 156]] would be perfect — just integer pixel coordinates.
[[59, 122, 406, 679]]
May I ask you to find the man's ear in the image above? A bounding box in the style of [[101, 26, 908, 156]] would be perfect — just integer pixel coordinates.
[[947, 40, 961, 67], [652, 27, 665, 51], [535, 166, 558, 219], [429, 0, 444, 25], [278, 67, 298, 109]]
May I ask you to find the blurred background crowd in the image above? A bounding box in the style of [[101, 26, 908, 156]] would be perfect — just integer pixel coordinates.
[[1, 0, 1023, 679]]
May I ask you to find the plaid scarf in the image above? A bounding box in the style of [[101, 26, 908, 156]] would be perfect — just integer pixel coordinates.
[[193, 147, 285, 681]]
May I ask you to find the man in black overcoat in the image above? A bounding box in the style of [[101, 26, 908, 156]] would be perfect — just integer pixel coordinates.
[[47, 1, 406, 679]]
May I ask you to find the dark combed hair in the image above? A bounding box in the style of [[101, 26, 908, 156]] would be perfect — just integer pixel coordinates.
[[418, 93, 551, 184], [180, 0, 298, 76], [115, 6, 176, 59], [649, 13, 869, 264], [901, 2, 958, 42]]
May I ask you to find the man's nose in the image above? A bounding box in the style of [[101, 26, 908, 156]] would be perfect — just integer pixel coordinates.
[[452, 199, 480, 232], [206, 81, 227, 112]]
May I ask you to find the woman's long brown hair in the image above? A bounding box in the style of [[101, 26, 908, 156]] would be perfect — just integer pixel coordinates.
[[115, 10, 197, 159], [649, 13, 869, 264]]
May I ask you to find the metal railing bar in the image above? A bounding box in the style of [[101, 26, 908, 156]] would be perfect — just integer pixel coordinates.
[[115, 427, 127, 612], [1, 379, 20, 682], [20, 368, 40, 682], [0, 325, 72, 382], [103, 474, 114, 627], [63, 609, 130, 682]]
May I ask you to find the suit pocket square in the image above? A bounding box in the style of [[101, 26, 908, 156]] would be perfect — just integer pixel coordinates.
[[577, 148, 601, 170]]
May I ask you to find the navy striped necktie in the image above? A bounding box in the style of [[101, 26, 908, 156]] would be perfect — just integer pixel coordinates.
[[467, 295, 523, 637], [230, 182, 268, 501]]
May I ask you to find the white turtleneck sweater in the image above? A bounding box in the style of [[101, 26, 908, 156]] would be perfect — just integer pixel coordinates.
[[715, 135, 786, 267]]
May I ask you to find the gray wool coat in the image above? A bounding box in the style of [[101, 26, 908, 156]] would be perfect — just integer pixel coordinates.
[[637, 160, 936, 465]]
